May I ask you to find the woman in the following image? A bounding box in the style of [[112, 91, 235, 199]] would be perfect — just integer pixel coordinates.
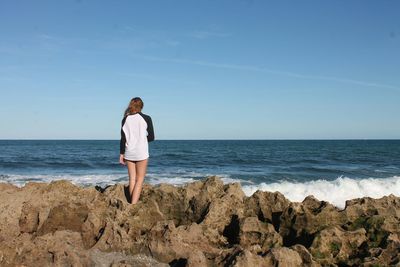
[[119, 97, 155, 204]]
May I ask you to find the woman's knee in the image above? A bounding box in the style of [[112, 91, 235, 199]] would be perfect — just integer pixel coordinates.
[[128, 176, 136, 185]]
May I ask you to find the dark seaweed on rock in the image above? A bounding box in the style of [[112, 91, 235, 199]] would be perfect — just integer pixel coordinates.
[[0, 176, 399, 266]]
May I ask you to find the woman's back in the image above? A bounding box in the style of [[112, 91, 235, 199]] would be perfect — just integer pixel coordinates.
[[121, 112, 154, 161]]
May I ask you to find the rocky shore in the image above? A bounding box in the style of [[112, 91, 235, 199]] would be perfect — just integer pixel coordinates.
[[0, 176, 399, 266]]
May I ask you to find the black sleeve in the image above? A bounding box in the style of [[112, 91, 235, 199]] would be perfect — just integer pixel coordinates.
[[119, 116, 127, 154], [146, 115, 155, 142], [140, 113, 154, 142]]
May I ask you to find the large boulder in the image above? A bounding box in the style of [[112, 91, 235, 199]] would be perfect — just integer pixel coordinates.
[[310, 226, 368, 266], [239, 216, 282, 253], [146, 220, 220, 266], [279, 195, 347, 248], [219, 247, 309, 267], [344, 194, 400, 220], [244, 190, 291, 231]]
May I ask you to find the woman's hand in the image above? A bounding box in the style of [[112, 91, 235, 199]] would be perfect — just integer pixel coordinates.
[[119, 154, 126, 165]]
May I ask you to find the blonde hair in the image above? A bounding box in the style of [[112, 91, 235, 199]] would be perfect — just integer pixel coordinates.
[[124, 97, 144, 117]]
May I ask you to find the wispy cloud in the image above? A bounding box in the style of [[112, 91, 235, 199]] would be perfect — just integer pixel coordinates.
[[131, 54, 400, 91], [30, 31, 181, 55], [117, 72, 197, 85], [117, 26, 181, 47], [189, 30, 231, 39]]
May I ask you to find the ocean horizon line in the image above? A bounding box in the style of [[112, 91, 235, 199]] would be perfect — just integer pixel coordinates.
[[1, 138, 400, 141]]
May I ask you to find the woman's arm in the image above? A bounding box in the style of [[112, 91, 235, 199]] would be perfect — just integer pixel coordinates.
[[146, 116, 155, 142], [139, 113, 155, 142], [120, 116, 127, 154]]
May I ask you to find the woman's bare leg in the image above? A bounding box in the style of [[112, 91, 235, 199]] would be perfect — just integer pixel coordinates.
[[126, 160, 137, 203], [130, 159, 148, 204]]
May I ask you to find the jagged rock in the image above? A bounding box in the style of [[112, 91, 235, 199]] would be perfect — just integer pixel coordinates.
[[103, 183, 131, 210], [185, 176, 226, 224], [37, 203, 89, 236], [344, 194, 400, 220], [291, 244, 321, 267], [13, 230, 93, 266], [81, 211, 107, 249], [244, 190, 291, 231], [146, 220, 219, 265], [264, 247, 303, 266], [225, 246, 318, 267], [1, 176, 399, 266], [279, 195, 347, 248], [239, 216, 282, 253], [365, 239, 400, 266], [201, 182, 246, 235], [19, 202, 40, 234], [228, 249, 268, 267], [90, 248, 168, 267], [310, 226, 368, 266], [141, 183, 186, 225], [0, 182, 19, 192]]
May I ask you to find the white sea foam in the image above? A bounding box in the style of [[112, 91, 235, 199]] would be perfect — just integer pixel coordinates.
[[242, 176, 400, 209], [0, 172, 246, 187], [0, 173, 128, 187], [147, 173, 254, 186], [147, 176, 196, 185]]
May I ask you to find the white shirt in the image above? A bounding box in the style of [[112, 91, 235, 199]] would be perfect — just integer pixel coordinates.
[[121, 113, 154, 161]]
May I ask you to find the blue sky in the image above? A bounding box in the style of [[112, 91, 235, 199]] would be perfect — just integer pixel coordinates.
[[0, 0, 399, 139]]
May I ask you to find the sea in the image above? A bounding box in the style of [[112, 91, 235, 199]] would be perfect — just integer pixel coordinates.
[[1, 140, 399, 208]]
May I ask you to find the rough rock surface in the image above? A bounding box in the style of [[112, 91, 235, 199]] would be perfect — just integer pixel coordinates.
[[0, 176, 399, 266]]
